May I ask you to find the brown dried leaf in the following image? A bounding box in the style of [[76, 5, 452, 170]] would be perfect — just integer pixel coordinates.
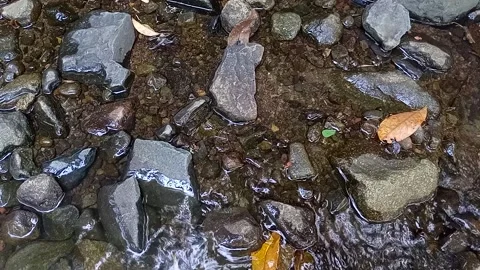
[[377, 107, 428, 143], [252, 232, 281, 270], [132, 18, 160, 37], [227, 10, 259, 46]]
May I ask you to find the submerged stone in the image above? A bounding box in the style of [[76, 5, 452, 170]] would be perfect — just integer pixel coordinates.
[[0, 111, 32, 158], [0, 0, 42, 27], [287, 142, 316, 180], [0, 73, 41, 111], [173, 96, 211, 135], [0, 25, 20, 64], [75, 208, 106, 241], [42, 205, 79, 240], [0, 210, 40, 245], [303, 14, 343, 46], [9, 147, 38, 181], [16, 174, 64, 212], [100, 131, 131, 162], [77, 239, 124, 270], [32, 95, 69, 138], [41, 68, 61, 94], [399, 41, 452, 71], [0, 181, 21, 207], [82, 100, 135, 136]]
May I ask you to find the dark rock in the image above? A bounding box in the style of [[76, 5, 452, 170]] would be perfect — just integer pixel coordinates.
[[0, 180, 21, 207], [4, 60, 25, 83], [331, 44, 351, 70], [173, 96, 211, 134], [259, 200, 317, 249], [43, 3, 78, 26], [220, 0, 256, 33], [392, 57, 424, 80], [221, 151, 244, 171], [9, 147, 38, 181], [307, 122, 323, 143], [342, 15, 355, 28], [58, 10, 135, 95], [0, 0, 42, 27], [155, 124, 176, 141], [16, 173, 64, 212], [32, 95, 69, 138], [245, 0, 275, 10], [75, 208, 106, 241], [0, 25, 20, 64], [42, 147, 96, 191], [0, 111, 32, 157], [166, 0, 220, 15], [363, 109, 383, 120], [303, 14, 343, 46], [399, 41, 452, 71], [4, 239, 74, 270], [396, 0, 478, 24], [42, 205, 79, 240], [100, 131, 131, 162], [97, 176, 147, 253], [0, 73, 41, 111], [456, 251, 480, 270], [77, 240, 124, 270], [55, 81, 81, 97], [42, 68, 61, 94], [146, 73, 167, 91], [82, 100, 135, 136], [271, 12, 302, 41], [440, 231, 469, 253], [0, 210, 40, 245], [287, 142, 316, 180], [325, 188, 349, 214]]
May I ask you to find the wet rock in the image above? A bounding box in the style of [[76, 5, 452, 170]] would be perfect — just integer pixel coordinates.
[[173, 96, 211, 134], [43, 3, 78, 26], [77, 240, 124, 270], [336, 154, 439, 222], [32, 95, 69, 138], [0, 73, 41, 111], [0, 111, 32, 157], [42, 147, 96, 191], [303, 14, 343, 46], [0, 0, 42, 27], [97, 176, 147, 253], [392, 57, 424, 80], [245, 0, 275, 10], [362, 0, 410, 51], [4, 60, 25, 83], [9, 147, 37, 181], [342, 15, 355, 28], [398, 137, 413, 150], [4, 239, 74, 270], [259, 200, 317, 249], [16, 173, 64, 212], [440, 231, 469, 253], [100, 131, 131, 162], [0, 181, 21, 207], [42, 205, 79, 240], [399, 41, 452, 71], [58, 10, 135, 95], [271, 12, 302, 41], [0, 25, 20, 64], [55, 81, 81, 97], [166, 0, 220, 15], [307, 122, 323, 143], [155, 124, 176, 141], [220, 0, 257, 33], [203, 207, 262, 256], [42, 67, 61, 94], [146, 73, 167, 91], [288, 142, 316, 180], [396, 0, 478, 24], [0, 210, 39, 245], [331, 44, 351, 70], [82, 100, 135, 136], [75, 208, 106, 241]]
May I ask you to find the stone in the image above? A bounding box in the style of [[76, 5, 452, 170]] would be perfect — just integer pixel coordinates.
[[203, 207, 262, 257], [0, 25, 20, 63], [4, 60, 25, 83], [0, 73, 41, 111], [82, 100, 135, 136], [0, 181, 21, 207], [43, 3, 78, 26], [55, 82, 81, 97], [245, 0, 275, 10], [75, 208, 106, 241], [307, 122, 323, 143], [146, 73, 167, 91], [315, 0, 336, 8], [397, 0, 478, 24], [210, 43, 264, 122], [166, 0, 220, 15], [287, 142, 316, 180], [0, 111, 32, 158], [32, 95, 69, 138], [9, 147, 37, 181], [97, 176, 147, 253], [336, 154, 439, 222], [42, 147, 97, 191], [221, 0, 256, 33], [331, 44, 351, 70], [221, 152, 244, 171], [42, 67, 61, 94], [392, 57, 424, 80], [399, 41, 452, 71], [16, 174, 64, 212], [173, 96, 211, 135], [58, 10, 135, 95], [77, 240, 124, 270], [100, 131, 131, 162], [155, 124, 176, 141], [259, 200, 317, 249], [362, 0, 411, 51], [4, 240, 74, 270], [303, 14, 343, 46], [271, 12, 302, 41], [0, 0, 42, 27], [0, 210, 39, 245], [42, 205, 79, 240], [177, 12, 196, 25]]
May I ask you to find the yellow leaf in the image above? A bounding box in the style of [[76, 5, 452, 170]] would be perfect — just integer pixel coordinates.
[[377, 107, 428, 143], [252, 232, 281, 270], [132, 18, 161, 37]]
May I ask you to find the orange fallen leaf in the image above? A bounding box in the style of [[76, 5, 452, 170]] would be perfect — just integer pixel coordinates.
[[252, 232, 281, 270], [377, 107, 428, 143]]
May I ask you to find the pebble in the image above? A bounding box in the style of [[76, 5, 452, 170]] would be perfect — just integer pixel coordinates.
[[220, 0, 257, 33], [0, 111, 32, 158], [147, 73, 167, 91], [303, 14, 343, 46], [155, 124, 177, 141], [178, 11, 196, 25], [0, 0, 42, 27], [8, 147, 38, 181], [287, 142, 316, 180], [342, 15, 355, 28], [0, 25, 21, 63], [314, 0, 336, 8], [173, 96, 211, 135], [222, 152, 244, 171], [0, 73, 41, 111], [43, 3, 78, 26], [4, 61, 25, 83], [307, 122, 323, 143], [0, 210, 40, 245], [245, 0, 275, 10], [100, 131, 131, 162], [271, 12, 302, 41], [16, 174, 65, 213], [82, 100, 136, 136], [32, 95, 69, 138], [399, 41, 452, 71], [55, 81, 81, 97], [42, 68, 61, 95]]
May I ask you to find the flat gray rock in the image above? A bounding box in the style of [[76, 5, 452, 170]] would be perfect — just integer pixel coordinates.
[[399, 41, 452, 71], [303, 14, 343, 46], [0, 111, 32, 158], [287, 142, 316, 180], [397, 0, 478, 24], [0, 0, 41, 27]]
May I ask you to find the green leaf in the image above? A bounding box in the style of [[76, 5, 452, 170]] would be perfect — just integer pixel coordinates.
[[322, 129, 336, 138]]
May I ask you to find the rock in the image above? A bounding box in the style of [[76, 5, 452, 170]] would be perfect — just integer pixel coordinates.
[[42, 68, 61, 94], [177, 11, 196, 25], [259, 200, 317, 249], [16, 173, 64, 212], [0, 181, 21, 207], [55, 81, 81, 97], [336, 154, 439, 222], [97, 176, 147, 253], [271, 12, 302, 41], [331, 44, 351, 70], [155, 124, 176, 141], [81, 100, 135, 136], [315, 0, 336, 8], [0, 73, 41, 111], [42, 147, 96, 191], [203, 207, 262, 256], [32, 95, 69, 138], [173, 96, 211, 134], [362, 0, 410, 51], [440, 231, 469, 253], [4, 240, 74, 270], [0, 0, 42, 27], [77, 240, 124, 270], [392, 57, 424, 80], [307, 122, 323, 143], [100, 131, 131, 162], [0, 111, 32, 158], [287, 142, 316, 180], [9, 147, 37, 181], [303, 14, 343, 46], [0, 25, 20, 63], [456, 251, 480, 270], [58, 10, 135, 95], [399, 41, 452, 71], [396, 0, 478, 24], [146, 73, 167, 91], [221, 151, 244, 171], [221, 0, 257, 33], [0, 210, 40, 245], [210, 43, 264, 122], [42, 205, 79, 240], [245, 0, 275, 10], [166, 0, 220, 15], [43, 3, 78, 26], [75, 208, 106, 241], [4, 60, 25, 83]]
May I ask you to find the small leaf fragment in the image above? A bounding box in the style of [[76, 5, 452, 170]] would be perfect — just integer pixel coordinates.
[[377, 107, 428, 143], [271, 123, 279, 133], [322, 129, 336, 138], [132, 18, 161, 37], [252, 232, 281, 270]]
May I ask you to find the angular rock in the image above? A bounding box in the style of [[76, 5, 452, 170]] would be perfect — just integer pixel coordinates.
[[271, 12, 302, 41], [173, 96, 211, 134], [0, 111, 32, 157], [259, 200, 317, 249], [97, 176, 147, 253], [303, 14, 343, 46], [100, 131, 131, 162], [0, 73, 41, 111], [362, 0, 410, 51], [336, 153, 439, 222], [287, 142, 316, 180], [392, 56, 424, 80], [32, 95, 69, 138], [42, 205, 79, 240], [399, 41, 452, 71], [43, 3, 78, 26], [75, 208, 106, 241], [9, 147, 38, 181], [0, 25, 20, 63], [245, 0, 275, 10], [0, 210, 40, 245], [16, 174, 64, 212], [42, 67, 61, 94], [77, 240, 124, 270], [42, 147, 97, 191], [82, 100, 135, 136], [397, 0, 478, 24], [58, 10, 135, 94], [221, 0, 257, 33], [155, 124, 176, 141], [0, 180, 21, 207], [4, 240, 74, 270], [3, 60, 24, 84], [0, 0, 42, 27]]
